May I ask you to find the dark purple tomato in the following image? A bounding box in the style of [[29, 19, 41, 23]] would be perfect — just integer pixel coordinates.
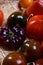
[[0, 26, 25, 50], [7, 12, 27, 28], [20, 39, 41, 62]]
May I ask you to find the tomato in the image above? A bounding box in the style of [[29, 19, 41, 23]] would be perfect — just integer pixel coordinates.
[[0, 10, 4, 26], [40, 41, 43, 58], [26, 15, 43, 41], [7, 12, 27, 28], [3, 52, 27, 65], [19, 0, 33, 8], [25, 1, 43, 17], [35, 59, 43, 65], [20, 39, 40, 62]]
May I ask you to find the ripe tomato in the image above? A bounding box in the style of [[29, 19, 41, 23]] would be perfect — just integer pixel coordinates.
[[3, 52, 27, 65], [0, 10, 4, 26], [26, 15, 43, 41], [40, 41, 43, 58], [19, 0, 33, 8], [20, 39, 40, 62], [25, 1, 43, 17], [35, 59, 43, 65]]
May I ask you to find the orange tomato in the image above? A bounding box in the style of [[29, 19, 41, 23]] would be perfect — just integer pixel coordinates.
[[19, 0, 33, 8]]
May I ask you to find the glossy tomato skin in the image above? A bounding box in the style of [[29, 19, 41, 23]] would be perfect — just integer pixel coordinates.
[[40, 41, 43, 58], [0, 10, 4, 26], [20, 39, 40, 62], [0, 26, 25, 50], [25, 1, 43, 17], [19, 0, 33, 8], [7, 12, 27, 28], [3, 52, 27, 65], [35, 59, 43, 65], [26, 15, 43, 41]]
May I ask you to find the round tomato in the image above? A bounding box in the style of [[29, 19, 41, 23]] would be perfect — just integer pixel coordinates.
[[25, 1, 43, 17], [26, 15, 43, 41], [20, 39, 40, 62], [0, 10, 4, 26], [35, 59, 43, 65], [19, 0, 33, 8], [40, 41, 43, 58]]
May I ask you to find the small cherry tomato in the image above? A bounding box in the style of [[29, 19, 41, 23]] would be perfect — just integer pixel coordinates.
[[25, 1, 43, 17], [7, 12, 27, 28], [19, 0, 33, 8], [0, 10, 4, 26], [20, 39, 40, 62], [35, 59, 43, 65], [40, 41, 43, 58], [26, 15, 43, 41], [3, 52, 27, 65]]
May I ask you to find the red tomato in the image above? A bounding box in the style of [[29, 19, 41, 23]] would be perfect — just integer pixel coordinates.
[[25, 1, 43, 17], [26, 15, 43, 41], [35, 59, 43, 65], [0, 10, 4, 26]]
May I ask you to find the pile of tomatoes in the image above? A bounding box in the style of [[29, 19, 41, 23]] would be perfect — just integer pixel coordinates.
[[0, 0, 43, 65]]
